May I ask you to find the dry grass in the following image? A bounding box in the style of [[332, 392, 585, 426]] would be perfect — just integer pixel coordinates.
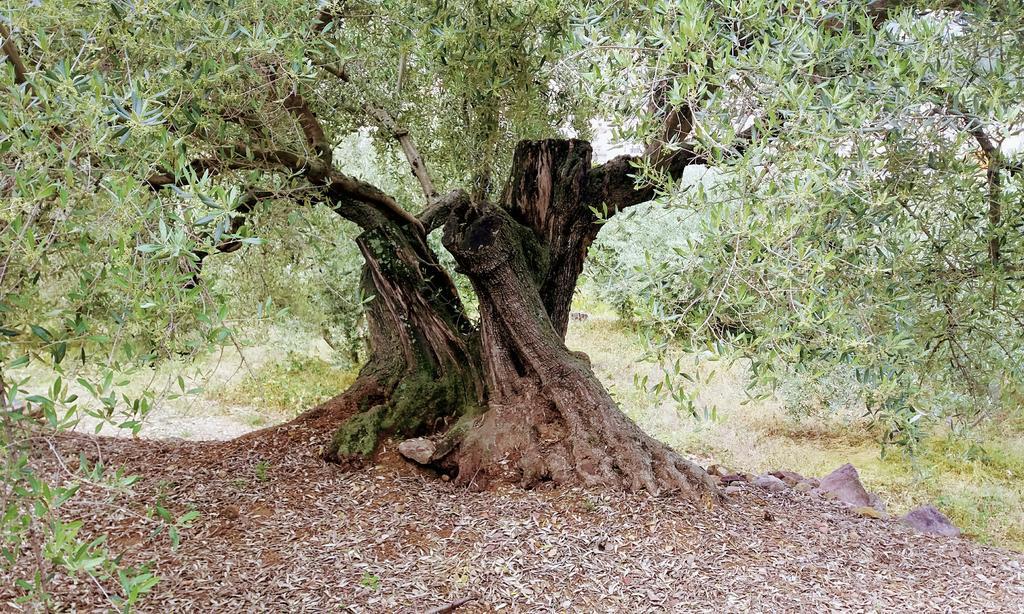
[[567, 315, 1024, 552]]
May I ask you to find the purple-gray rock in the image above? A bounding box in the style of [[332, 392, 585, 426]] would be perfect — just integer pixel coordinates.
[[754, 474, 788, 492], [814, 463, 872, 507], [901, 505, 960, 537]]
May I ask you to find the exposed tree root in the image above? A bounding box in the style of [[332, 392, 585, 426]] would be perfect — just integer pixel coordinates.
[[446, 374, 717, 501]]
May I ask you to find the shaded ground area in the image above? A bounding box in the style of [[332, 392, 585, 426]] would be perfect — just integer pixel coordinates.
[[5, 403, 1023, 613]]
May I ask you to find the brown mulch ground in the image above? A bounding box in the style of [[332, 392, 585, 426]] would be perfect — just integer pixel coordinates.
[[4, 410, 1024, 613]]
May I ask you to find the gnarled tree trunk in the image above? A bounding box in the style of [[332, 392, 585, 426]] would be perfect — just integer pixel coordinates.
[[320, 209, 482, 464], [319, 139, 714, 499]]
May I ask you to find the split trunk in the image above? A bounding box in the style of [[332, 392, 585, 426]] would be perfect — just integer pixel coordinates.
[[319, 139, 714, 499]]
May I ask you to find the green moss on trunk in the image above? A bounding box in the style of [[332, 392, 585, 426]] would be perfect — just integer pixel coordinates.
[[329, 371, 477, 459]]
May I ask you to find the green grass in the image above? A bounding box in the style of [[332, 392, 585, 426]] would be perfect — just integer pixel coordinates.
[[211, 352, 358, 416], [567, 312, 1024, 552]]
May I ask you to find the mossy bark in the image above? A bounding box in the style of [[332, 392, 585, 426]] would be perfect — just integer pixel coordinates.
[[329, 372, 475, 458], [323, 214, 481, 461]]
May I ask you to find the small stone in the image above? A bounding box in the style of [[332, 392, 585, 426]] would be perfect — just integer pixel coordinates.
[[853, 505, 887, 519], [723, 485, 744, 496], [794, 481, 814, 493], [440, 474, 450, 482], [720, 473, 753, 484], [769, 470, 805, 487], [901, 505, 960, 537], [754, 474, 788, 492], [397, 438, 436, 464], [706, 464, 731, 478]]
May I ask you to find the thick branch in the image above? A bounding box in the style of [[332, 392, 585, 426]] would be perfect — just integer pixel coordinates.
[[419, 189, 470, 233], [148, 143, 422, 233], [642, 71, 695, 167], [586, 145, 705, 212]]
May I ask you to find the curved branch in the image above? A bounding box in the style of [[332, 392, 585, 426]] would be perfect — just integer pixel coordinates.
[[282, 88, 332, 163], [321, 64, 439, 201], [419, 189, 470, 233], [147, 142, 423, 233], [0, 22, 30, 88]]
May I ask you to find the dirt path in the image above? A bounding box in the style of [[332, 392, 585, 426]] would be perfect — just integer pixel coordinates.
[[5, 408, 1023, 613]]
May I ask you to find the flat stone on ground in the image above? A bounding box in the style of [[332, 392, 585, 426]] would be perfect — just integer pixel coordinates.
[[754, 474, 788, 492], [397, 437, 435, 464]]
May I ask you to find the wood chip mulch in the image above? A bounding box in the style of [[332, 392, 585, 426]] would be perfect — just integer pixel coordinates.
[[3, 422, 1023, 613]]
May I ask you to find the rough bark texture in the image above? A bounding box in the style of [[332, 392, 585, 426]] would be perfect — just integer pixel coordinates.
[[324, 213, 481, 462], [501, 140, 598, 338], [318, 138, 714, 500]]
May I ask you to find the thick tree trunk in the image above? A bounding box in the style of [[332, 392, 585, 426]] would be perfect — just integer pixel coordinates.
[[323, 218, 482, 462], [500, 140, 599, 337], [434, 140, 714, 498], [442, 205, 711, 496], [319, 139, 714, 499]]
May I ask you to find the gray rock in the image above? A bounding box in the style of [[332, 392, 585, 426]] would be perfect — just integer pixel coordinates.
[[814, 463, 872, 507], [397, 438, 435, 464], [723, 485, 744, 496], [754, 474, 788, 492], [901, 505, 960, 537], [770, 470, 805, 486], [793, 481, 815, 493]]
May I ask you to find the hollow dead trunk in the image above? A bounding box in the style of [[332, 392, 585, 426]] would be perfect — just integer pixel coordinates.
[[318, 139, 714, 499]]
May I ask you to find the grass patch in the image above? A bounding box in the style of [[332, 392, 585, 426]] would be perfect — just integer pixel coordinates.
[[212, 353, 358, 416]]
